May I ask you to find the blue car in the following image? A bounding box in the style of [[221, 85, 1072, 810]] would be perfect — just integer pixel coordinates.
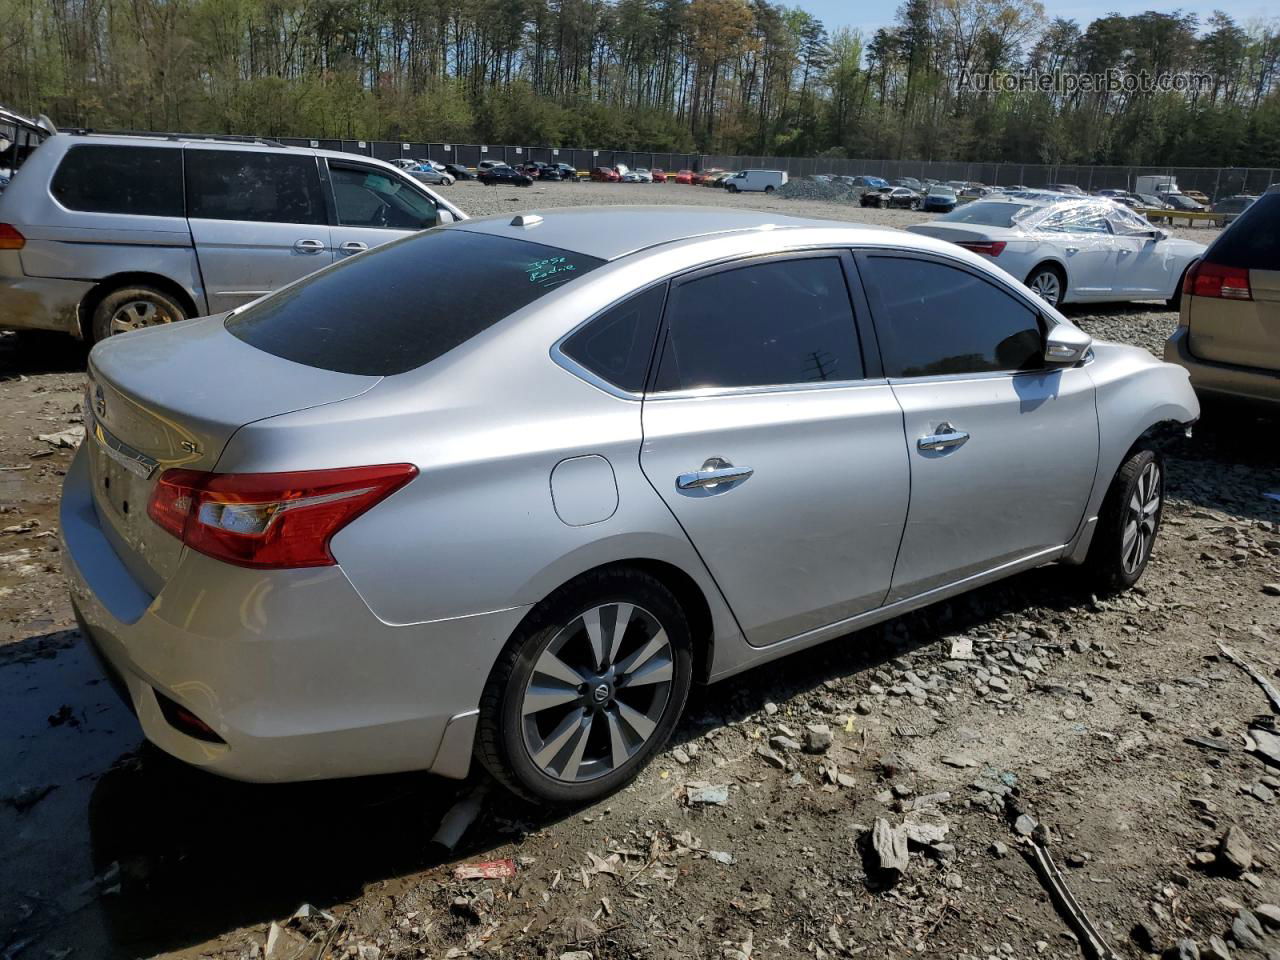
[[923, 186, 957, 212]]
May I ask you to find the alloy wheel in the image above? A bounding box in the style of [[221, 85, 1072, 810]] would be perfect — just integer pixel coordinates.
[[1121, 461, 1162, 575], [1028, 270, 1062, 306], [520, 602, 674, 783], [110, 299, 174, 335]]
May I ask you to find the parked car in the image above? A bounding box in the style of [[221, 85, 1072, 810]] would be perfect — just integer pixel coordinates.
[[1165, 185, 1279, 407], [393, 158, 419, 170], [479, 166, 534, 187], [724, 170, 787, 193], [628, 168, 653, 183], [890, 177, 923, 191], [674, 169, 694, 184], [922, 185, 958, 212], [551, 163, 579, 181], [906, 197, 1205, 307], [850, 175, 889, 191], [591, 166, 620, 183], [705, 171, 734, 188], [0, 133, 464, 340], [443, 163, 475, 180], [410, 167, 455, 186], [62, 207, 1197, 805], [477, 159, 508, 172], [1135, 192, 1171, 209], [861, 186, 921, 210], [1093, 189, 1142, 210], [1182, 189, 1211, 207], [959, 185, 993, 200], [691, 168, 724, 185], [650, 168, 668, 183], [620, 170, 644, 183], [1210, 195, 1258, 226], [1162, 193, 1207, 213], [1043, 183, 1086, 195]]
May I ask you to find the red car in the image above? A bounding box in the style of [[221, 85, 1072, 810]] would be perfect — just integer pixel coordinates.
[[691, 168, 724, 186], [651, 168, 668, 183], [591, 166, 620, 182], [675, 169, 694, 184]]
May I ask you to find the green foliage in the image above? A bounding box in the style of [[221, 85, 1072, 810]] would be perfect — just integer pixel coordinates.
[[0, 0, 1276, 166]]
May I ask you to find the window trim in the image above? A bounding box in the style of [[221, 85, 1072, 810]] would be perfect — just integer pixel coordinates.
[[324, 158, 440, 230], [855, 248, 1055, 384], [647, 249, 875, 399], [550, 280, 671, 401]]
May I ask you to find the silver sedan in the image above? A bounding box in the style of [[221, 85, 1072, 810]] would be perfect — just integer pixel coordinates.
[[62, 207, 1198, 804]]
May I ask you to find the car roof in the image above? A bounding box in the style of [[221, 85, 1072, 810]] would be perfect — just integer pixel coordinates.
[[448, 206, 895, 261]]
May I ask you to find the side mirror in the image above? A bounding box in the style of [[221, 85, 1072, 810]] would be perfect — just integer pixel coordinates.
[[1148, 228, 1168, 242], [1044, 323, 1092, 365], [437, 209, 455, 225]]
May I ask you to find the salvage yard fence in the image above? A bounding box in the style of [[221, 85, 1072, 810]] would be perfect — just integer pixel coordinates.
[[700, 153, 1278, 201]]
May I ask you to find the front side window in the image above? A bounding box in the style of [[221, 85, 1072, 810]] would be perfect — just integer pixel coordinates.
[[185, 149, 326, 225], [51, 145, 183, 217], [226, 230, 604, 376], [653, 257, 863, 392], [561, 285, 667, 393], [330, 164, 439, 229], [861, 256, 1043, 378]]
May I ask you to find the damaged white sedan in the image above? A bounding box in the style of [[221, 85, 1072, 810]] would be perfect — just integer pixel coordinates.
[[907, 196, 1205, 308]]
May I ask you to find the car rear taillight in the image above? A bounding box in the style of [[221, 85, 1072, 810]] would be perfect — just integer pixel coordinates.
[[1187, 260, 1252, 301], [0, 224, 25, 250], [957, 240, 1007, 257], [147, 464, 417, 569]]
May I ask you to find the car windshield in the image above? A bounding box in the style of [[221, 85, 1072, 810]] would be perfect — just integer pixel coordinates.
[[226, 230, 605, 376], [936, 201, 1035, 226], [1168, 194, 1198, 208], [928, 186, 956, 197]]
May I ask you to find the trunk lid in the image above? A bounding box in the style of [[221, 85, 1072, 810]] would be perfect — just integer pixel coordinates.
[[85, 315, 380, 594]]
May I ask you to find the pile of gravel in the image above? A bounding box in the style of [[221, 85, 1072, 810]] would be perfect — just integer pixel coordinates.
[[778, 178, 864, 204]]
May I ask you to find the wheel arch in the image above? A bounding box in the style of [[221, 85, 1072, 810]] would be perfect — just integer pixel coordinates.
[[1025, 258, 1068, 299], [79, 272, 202, 340]]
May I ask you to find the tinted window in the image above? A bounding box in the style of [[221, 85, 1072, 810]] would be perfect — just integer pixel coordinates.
[[561, 285, 666, 393], [226, 230, 604, 376], [863, 257, 1043, 378], [1210, 192, 1279, 271], [938, 201, 1033, 227], [330, 164, 438, 229], [50, 145, 183, 217], [185, 149, 325, 225], [654, 257, 863, 391]]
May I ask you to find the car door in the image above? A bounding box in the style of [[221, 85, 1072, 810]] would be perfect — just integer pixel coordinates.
[[1032, 205, 1116, 299], [856, 252, 1099, 601], [1105, 205, 1181, 297], [184, 148, 331, 313], [639, 253, 911, 647], [326, 160, 446, 262]]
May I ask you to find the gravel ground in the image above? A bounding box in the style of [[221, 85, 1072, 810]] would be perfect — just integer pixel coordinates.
[[4, 185, 1278, 960]]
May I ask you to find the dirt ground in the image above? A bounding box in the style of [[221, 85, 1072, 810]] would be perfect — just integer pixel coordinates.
[[2, 186, 1278, 960]]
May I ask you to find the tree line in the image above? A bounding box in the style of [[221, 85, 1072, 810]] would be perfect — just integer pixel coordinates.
[[1, 0, 1278, 168]]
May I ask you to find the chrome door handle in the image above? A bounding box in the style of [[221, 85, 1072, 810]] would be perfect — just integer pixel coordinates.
[[339, 241, 369, 254], [1065, 246, 1079, 254], [677, 460, 754, 490], [294, 238, 326, 253], [1118, 248, 1131, 256], [918, 422, 970, 452]]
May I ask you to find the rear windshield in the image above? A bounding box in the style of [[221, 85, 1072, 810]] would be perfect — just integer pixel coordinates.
[[1208, 192, 1279, 272], [226, 229, 605, 376], [937, 201, 1033, 226]]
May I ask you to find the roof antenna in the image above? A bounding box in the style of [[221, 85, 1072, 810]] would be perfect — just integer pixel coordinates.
[[510, 214, 543, 227]]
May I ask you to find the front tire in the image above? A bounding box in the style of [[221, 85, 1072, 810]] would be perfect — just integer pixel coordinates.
[[1085, 448, 1164, 593], [476, 568, 693, 806], [90, 285, 188, 343]]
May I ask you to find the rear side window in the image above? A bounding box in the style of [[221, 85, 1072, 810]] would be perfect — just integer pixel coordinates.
[[1210, 192, 1279, 271], [185, 149, 326, 225], [50, 145, 183, 217], [226, 229, 604, 376], [653, 257, 863, 391], [561, 285, 667, 393], [861, 256, 1043, 378]]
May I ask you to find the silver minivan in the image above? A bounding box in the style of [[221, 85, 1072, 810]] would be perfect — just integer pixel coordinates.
[[0, 134, 466, 341]]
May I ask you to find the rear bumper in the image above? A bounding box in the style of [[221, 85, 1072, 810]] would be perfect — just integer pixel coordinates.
[[1164, 326, 1280, 406], [59, 445, 529, 783], [0, 260, 92, 335]]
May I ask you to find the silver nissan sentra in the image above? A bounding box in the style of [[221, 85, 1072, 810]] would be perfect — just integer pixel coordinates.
[[61, 206, 1198, 804]]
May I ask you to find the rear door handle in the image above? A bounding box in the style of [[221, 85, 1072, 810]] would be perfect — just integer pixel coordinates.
[[293, 238, 326, 253], [918, 422, 970, 452], [339, 241, 369, 254], [677, 459, 753, 490]]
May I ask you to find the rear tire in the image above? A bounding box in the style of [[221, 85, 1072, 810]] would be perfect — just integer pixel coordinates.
[[476, 568, 693, 806], [90, 285, 188, 343], [764, 184, 775, 193], [1084, 448, 1164, 594], [1025, 264, 1065, 307]]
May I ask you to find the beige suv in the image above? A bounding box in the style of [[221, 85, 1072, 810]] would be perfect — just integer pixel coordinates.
[[1165, 184, 1279, 406]]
